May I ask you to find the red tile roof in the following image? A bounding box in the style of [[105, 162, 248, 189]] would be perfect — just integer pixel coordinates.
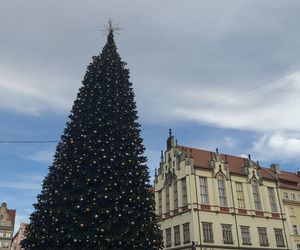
[[178, 145, 300, 190]]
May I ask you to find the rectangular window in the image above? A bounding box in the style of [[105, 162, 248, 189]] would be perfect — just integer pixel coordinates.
[[174, 225, 181, 246], [283, 192, 289, 199], [166, 186, 170, 213], [297, 244, 300, 250], [202, 222, 214, 243], [240, 226, 251, 245], [252, 181, 262, 210], [290, 207, 295, 216], [293, 225, 299, 235], [166, 228, 172, 247], [236, 182, 245, 208], [222, 224, 233, 244], [291, 193, 296, 200], [183, 223, 190, 244], [218, 176, 227, 207], [158, 191, 162, 215], [174, 182, 178, 209], [258, 227, 269, 246], [274, 228, 285, 247], [268, 187, 278, 212], [182, 178, 188, 206], [199, 177, 209, 204]]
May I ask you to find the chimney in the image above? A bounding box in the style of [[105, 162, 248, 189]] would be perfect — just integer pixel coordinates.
[[271, 164, 281, 174]]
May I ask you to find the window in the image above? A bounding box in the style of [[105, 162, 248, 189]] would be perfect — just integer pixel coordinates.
[[202, 222, 214, 243], [236, 182, 245, 208], [166, 186, 170, 212], [297, 244, 300, 250], [199, 177, 209, 204], [274, 228, 285, 247], [240, 226, 251, 245], [5, 233, 10, 238], [258, 227, 268, 246], [166, 228, 171, 247], [0, 241, 2, 247], [290, 207, 295, 216], [297, 194, 300, 201], [293, 225, 299, 235], [217, 175, 227, 207], [174, 225, 180, 246], [222, 224, 233, 244], [0, 233, 3, 237], [252, 181, 262, 210], [283, 192, 289, 199], [182, 178, 188, 206], [268, 187, 278, 212], [291, 193, 296, 200], [183, 223, 190, 244], [174, 182, 178, 209], [158, 191, 162, 215]]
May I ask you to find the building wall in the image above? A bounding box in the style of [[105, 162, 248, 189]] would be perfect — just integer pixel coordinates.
[[154, 134, 292, 250], [10, 223, 27, 250], [280, 188, 300, 250], [0, 203, 15, 250]]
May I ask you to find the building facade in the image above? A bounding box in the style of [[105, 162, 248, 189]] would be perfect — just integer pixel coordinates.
[[0, 203, 15, 249], [10, 223, 27, 250], [154, 132, 299, 250]]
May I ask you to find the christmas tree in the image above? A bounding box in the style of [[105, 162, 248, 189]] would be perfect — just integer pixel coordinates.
[[22, 21, 162, 250]]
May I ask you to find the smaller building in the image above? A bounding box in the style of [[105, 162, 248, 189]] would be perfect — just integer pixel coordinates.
[[0, 202, 16, 249], [10, 223, 27, 250]]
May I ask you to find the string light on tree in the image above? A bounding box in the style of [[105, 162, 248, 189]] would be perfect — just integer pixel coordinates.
[[21, 20, 162, 249]]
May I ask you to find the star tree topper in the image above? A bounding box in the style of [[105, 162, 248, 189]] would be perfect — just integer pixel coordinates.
[[101, 18, 122, 35]]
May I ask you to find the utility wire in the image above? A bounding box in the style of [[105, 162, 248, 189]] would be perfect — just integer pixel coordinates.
[[0, 69, 297, 144], [0, 140, 58, 144]]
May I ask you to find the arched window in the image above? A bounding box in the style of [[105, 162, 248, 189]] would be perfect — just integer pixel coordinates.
[[252, 180, 262, 210], [217, 175, 227, 207]]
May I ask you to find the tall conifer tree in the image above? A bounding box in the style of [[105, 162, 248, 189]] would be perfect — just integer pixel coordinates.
[[22, 23, 162, 250]]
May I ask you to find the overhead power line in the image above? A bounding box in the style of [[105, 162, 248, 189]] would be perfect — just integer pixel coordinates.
[[0, 140, 58, 144], [0, 69, 297, 144]]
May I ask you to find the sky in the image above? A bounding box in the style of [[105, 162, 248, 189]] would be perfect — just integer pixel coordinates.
[[1, 0, 300, 232]]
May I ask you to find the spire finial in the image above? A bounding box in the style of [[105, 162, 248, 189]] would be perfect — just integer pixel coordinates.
[[101, 18, 122, 35], [169, 128, 172, 137]]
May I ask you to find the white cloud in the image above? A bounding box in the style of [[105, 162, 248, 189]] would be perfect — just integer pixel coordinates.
[[0, 64, 76, 115], [28, 150, 54, 163], [251, 131, 300, 162], [148, 71, 300, 132]]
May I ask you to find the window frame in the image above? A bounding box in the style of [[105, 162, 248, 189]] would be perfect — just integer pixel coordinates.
[[174, 225, 181, 246], [221, 224, 233, 244], [274, 228, 285, 247], [236, 182, 245, 208], [199, 176, 209, 204], [183, 222, 191, 244], [252, 180, 262, 211], [240, 225, 251, 245], [202, 222, 214, 243], [217, 175, 227, 207]]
